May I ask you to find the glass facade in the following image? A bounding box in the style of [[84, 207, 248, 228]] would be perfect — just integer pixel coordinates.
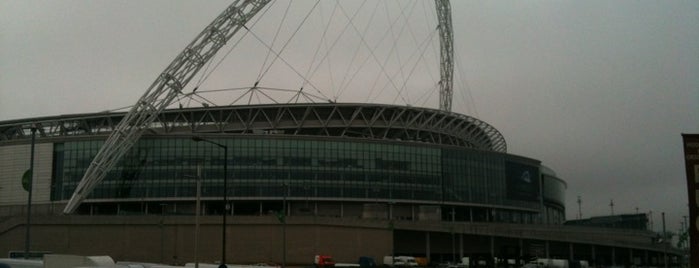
[[51, 135, 560, 222], [542, 173, 567, 224]]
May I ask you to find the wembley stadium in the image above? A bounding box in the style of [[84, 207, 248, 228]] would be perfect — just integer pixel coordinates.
[[0, 102, 560, 221], [0, 0, 684, 267], [0, 103, 682, 267]]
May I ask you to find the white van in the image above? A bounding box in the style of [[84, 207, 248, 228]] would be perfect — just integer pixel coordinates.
[[382, 256, 418, 267]]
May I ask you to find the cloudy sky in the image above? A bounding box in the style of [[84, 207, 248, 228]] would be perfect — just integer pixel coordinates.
[[1, 1, 697, 233]]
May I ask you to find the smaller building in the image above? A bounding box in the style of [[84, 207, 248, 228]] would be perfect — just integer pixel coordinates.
[[565, 213, 649, 230]]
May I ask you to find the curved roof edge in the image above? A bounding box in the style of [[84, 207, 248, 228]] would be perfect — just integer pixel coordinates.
[[0, 103, 507, 152]]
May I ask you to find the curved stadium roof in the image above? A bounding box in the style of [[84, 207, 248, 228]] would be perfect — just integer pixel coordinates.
[[0, 103, 506, 152]]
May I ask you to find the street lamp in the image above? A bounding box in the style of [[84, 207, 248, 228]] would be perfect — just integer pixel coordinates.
[[24, 125, 37, 259], [192, 136, 228, 268], [281, 183, 289, 268]]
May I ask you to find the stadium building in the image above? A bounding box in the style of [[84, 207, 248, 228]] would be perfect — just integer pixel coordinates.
[[0, 103, 682, 267]]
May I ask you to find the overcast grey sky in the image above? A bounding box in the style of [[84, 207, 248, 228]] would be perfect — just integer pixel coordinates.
[[1, 1, 697, 233]]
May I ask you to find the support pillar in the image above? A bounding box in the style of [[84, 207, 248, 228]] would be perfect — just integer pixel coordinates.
[[459, 233, 464, 259], [591, 245, 596, 265], [519, 238, 524, 259], [611, 247, 616, 267], [645, 250, 649, 267], [569, 243, 574, 262], [490, 236, 495, 265], [426, 232, 431, 263]]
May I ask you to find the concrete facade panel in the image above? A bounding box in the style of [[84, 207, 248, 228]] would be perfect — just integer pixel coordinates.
[[0, 143, 53, 205]]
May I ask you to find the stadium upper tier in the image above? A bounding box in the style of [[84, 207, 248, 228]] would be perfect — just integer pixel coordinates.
[[0, 103, 506, 152]]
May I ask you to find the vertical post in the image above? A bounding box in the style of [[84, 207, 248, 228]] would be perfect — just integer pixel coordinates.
[[459, 233, 464, 260], [518, 238, 523, 263], [569, 243, 574, 264], [425, 232, 431, 264], [577, 196, 582, 219], [662, 212, 667, 268], [160, 203, 166, 263], [644, 250, 649, 267], [283, 183, 288, 268], [610, 199, 614, 215], [451, 207, 456, 263], [684, 215, 689, 250], [192, 136, 228, 268], [195, 164, 202, 268], [490, 236, 495, 266], [24, 126, 37, 259], [222, 145, 228, 268]]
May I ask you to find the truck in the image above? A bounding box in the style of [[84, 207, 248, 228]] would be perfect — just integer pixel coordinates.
[[382, 256, 418, 267], [315, 255, 336, 268]]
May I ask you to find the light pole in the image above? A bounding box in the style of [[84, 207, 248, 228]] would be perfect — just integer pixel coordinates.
[[192, 136, 228, 268], [24, 125, 37, 259], [195, 164, 202, 268], [282, 183, 289, 268], [662, 212, 667, 268]]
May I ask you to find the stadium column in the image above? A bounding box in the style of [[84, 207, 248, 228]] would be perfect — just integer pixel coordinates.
[[459, 233, 464, 260], [644, 250, 649, 266], [519, 238, 523, 260], [425, 232, 431, 263], [490, 236, 495, 264], [568, 243, 573, 264], [591, 245, 596, 265]]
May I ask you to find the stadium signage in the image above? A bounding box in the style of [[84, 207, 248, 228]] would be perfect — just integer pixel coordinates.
[[505, 161, 540, 201]]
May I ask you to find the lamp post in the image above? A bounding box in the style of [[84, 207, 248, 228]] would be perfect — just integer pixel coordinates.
[[662, 212, 667, 268], [192, 136, 228, 268], [24, 125, 37, 259], [282, 183, 289, 268]]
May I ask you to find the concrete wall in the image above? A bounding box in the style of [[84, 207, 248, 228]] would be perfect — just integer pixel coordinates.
[[0, 143, 53, 205], [0, 215, 392, 266], [0, 214, 683, 267]]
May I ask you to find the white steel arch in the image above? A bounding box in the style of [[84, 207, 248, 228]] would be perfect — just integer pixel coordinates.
[[435, 0, 454, 112], [63, 0, 455, 213]]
